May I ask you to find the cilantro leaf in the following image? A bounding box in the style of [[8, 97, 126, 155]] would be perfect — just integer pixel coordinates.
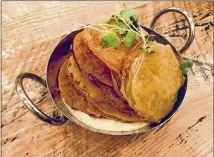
[[123, 31, 136, 47], [179, 60, 193, 75], [101, 31, 120, 48]]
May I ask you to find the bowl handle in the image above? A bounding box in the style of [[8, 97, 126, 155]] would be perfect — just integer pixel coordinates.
[[149, 7, 195, 54], [15, 73, 68, 125]]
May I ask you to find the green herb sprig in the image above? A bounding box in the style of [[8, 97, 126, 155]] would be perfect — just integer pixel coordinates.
[[179, 59, 193, 75], [101, 31, 120, 48], [74, 8, 155, 53], [99, 9, 156, 55], [142, 34, 155, 54], [100, 9, 140, 48], [74, 8, 197, 77]]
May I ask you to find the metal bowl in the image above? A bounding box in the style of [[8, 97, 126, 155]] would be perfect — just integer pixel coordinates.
[[16, 7, 195, 135]]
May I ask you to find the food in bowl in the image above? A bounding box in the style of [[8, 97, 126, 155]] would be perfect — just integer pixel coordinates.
[[58, 9, 191, 123]]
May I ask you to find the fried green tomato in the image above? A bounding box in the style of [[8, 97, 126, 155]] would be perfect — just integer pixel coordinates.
[[124, 41, 183, 122], [111, 71, 124, 101], [58, 59, 102, 117], [66, 55, 144, 122], [83, 26, 139, 74], [73, 32, 113, 87]]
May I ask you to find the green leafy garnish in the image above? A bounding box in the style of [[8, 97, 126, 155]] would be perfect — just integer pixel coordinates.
[[101, 31, 120, 48], [117, 21, 128, 34], [145, 46, 155, 54], [120, 9, 136, 19], [120, 9, 138, 29], [123, 38, 132, 48], [130, 15, 138, 29], [89, 8, 152, 49], [145, 34, 154, 43], [97, 8, 140, 49], [148, 50, 155, 54], [123, 31, 136, 47], [108, 17, 118, 25], [179, 60, 193, 75]]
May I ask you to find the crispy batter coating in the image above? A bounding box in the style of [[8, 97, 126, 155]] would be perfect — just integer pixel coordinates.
[[124, 42, 183, 122], [66, 55, 144, 122], [58, 59, 102, 117], [83, 26, 139, 73], [73, 32, 113, 87], [58, 28, 183, 123]]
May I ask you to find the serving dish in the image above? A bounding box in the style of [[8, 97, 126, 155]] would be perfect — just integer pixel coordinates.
[[16, 7, 195, 135]]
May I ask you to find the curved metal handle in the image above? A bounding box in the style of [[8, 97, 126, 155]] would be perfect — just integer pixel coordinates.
[[15, 73, 68, 125], [150, 7, 195, 54]]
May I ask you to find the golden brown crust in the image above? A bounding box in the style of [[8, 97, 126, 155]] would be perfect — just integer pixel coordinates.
[[126, 42, 183, 122], [58, 59, 102, 117], [73, 32, 113, 87], [82, 26, 137, 73], [59, 29, 183, 123], [66, 55, 144, 122]]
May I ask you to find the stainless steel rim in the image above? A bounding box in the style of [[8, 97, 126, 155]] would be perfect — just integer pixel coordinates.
[[15, 73, 68, 125], [150, 7, 195, 54]]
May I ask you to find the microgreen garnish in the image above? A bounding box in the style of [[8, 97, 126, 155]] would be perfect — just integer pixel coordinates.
[[148, 50, 155, 54], [117, 21, 128, 34], [130, 15, 138, 29], [74, 8, 153, 50], [101, 31, 120, 48], [145, 34, 154, 43], [120, 9, 136, 19], [119, 9, 138, 28], [138, 34, 155, 54], [179, 59, 193, 75], [120, 9, 138, 27], [122, 31, 136, 47], [144, 46, 155, 54], [98, 9, 141, 48]]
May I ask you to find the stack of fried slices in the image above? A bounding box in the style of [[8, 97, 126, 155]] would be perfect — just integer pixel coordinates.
[[58, 27, 183, 123]]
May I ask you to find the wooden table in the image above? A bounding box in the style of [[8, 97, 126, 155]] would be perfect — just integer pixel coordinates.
[[2, 1, 213, 157]]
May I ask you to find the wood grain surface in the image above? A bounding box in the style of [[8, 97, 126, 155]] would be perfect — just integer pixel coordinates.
[[2, 1, 213, 157]]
